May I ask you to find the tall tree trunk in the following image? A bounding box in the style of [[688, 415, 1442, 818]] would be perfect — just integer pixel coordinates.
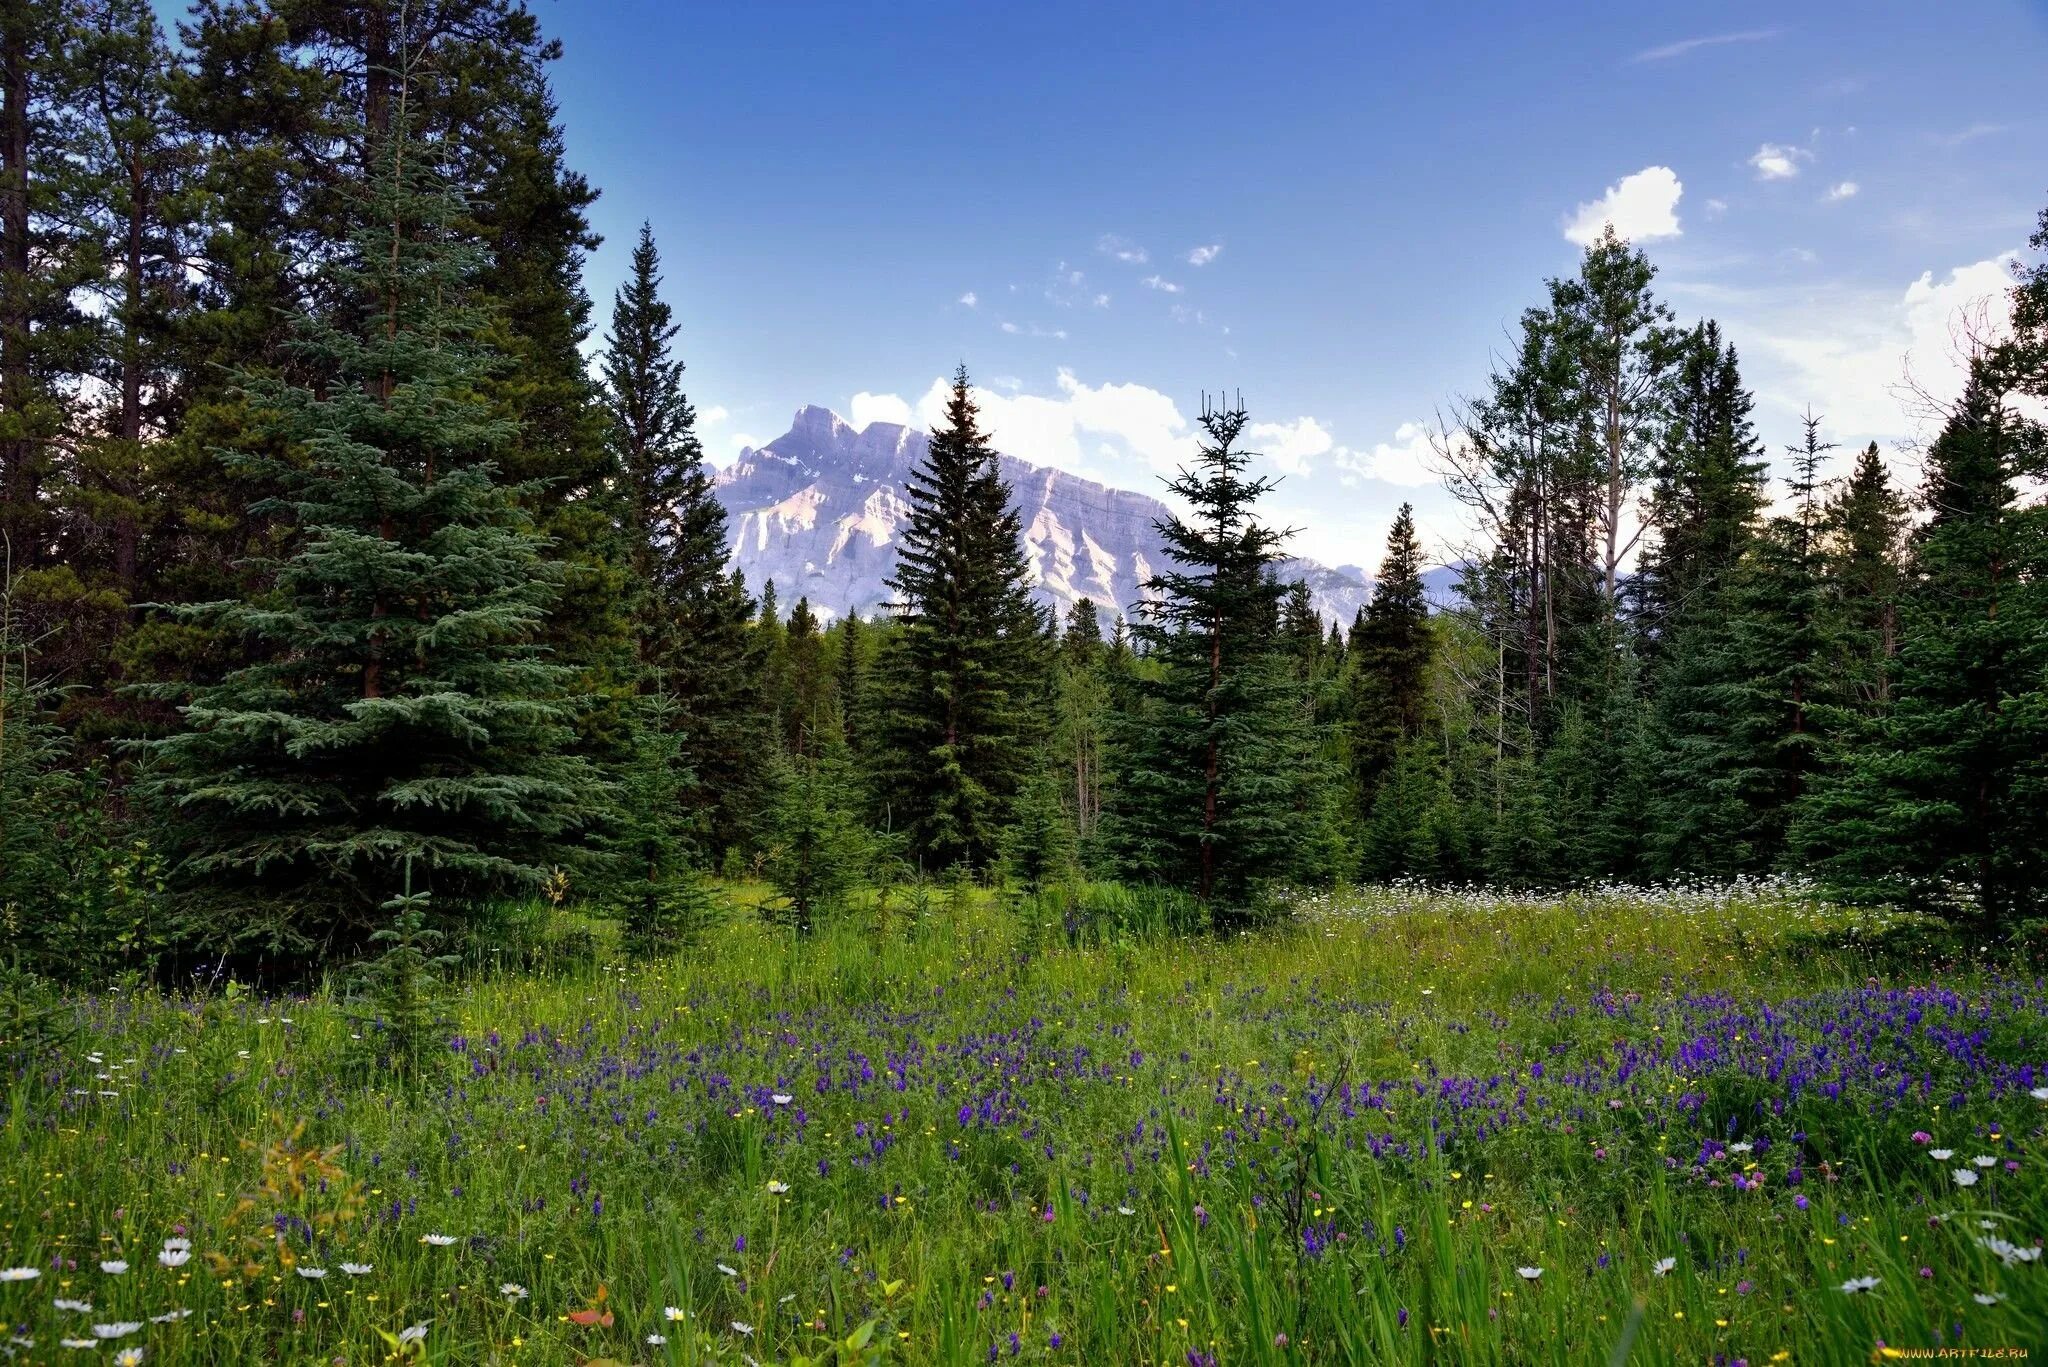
[[0, 8, 36, 567]]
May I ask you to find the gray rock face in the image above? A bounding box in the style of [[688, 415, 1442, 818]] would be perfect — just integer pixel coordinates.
[[715, 405, 1380, 626]]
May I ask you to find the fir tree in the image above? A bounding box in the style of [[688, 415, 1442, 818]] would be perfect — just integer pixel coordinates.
[[1108, 399, 1310, 920], [1634, 321, 1768, 663], [1348, 503, 1432, 813], [1652, 415, 1840, 873], [139, 102, 607, 957], [1802, 370, 2047, 926], [1823, 442, 1907, 713], [761, 729, 869, 936], [872, 365, 1047, 871], [598, 221, 759, 855]]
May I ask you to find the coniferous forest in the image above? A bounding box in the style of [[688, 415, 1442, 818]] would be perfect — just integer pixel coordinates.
[[3, 5, 2048, 1363]]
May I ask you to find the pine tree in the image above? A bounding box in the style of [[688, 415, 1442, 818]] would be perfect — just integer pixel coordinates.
[[1634, 321, 1768, 663], [138, 101, 607, 958], [1653, 415, 1840, 873], [1108, 399, 1311, 920], [872, 366, 1047, 872], [1802, 370, 2047, 926], [1823, 442, 1907, 713], [833, 610, 866, 754], [597, 221, 759, 857], [761, 730, 869, 936], [1348, 503, 1433, 817]]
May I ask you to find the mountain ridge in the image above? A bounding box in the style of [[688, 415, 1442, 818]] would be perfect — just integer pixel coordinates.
[[713, 405, 1450, 626]]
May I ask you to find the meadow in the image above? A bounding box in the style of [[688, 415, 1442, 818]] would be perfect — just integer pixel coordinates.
[[3, 882, 2045, 1365]]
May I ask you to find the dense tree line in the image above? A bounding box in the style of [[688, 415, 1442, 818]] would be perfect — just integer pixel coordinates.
[[1, 0, 2044, 980]]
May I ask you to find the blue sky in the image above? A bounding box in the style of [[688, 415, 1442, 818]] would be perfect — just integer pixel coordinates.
[[540, 0, 2048, 566]]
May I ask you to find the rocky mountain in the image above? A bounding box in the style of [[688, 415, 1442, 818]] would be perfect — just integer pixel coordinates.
[[714, 405, 1435, 626]]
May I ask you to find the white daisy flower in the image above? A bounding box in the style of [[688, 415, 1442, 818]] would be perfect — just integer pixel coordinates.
[[647, 1333, 667, 1345], [731, 1321, 754, 1335], [500, 1283, 528, 1300], [664, 1307, 687, 1321], [1974, 1292, 2005, 1305], [1652, 1257, 1677, 1277], [771, 1094, 794, 1106], [2031, 1087, 2048, 1101], [1839, 1275, 1880, 1293], [1954, 1169, 1980, 1187], [1930, 1149, 1954, 1161], [717, 1263, 738, 1277], [115, 1349, 145, 1367], [340, 1263, 372, 1276], [398, 1324, 430, 1344], [419, 1234, 457, 1247], [766, 1180, 790, 1194], [1728, 1142, 1754, 1154], [296, 1267, 326, 1280], [147, 1310, 191, 1324], [55, 1298, 93, 1313], [0, 1268, 39, 1282], [61, 1339, 98, 1350], [92, 1322, 143, 1339], [1973, 1155, 1997, 1168], [1516, 1267, 1542, 1280], [1117, 1205, 1136, 1216], [156, 1249, 189, 1268], [99, 1262, 127, 1276]]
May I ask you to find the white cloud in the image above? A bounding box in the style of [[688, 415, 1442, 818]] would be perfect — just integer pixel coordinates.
[[1704, 197, 1728, 218], [848, 391, 913, 430], [698, 404, 730, 426], [1824, 181, 1858, 202], [721, 432, 763, 465], [958, 290, 978, 307], [1245, 417, 1334, 476], [1745, 254, 2022, 446], [1093, 293, 1111, 308], [1749, 142, 1809, 180], [1185, 243, 1222, 266], [997, 320, 1068, 340], [910, 368, 1192, 481], [1631, 28, 1780, 62], [1561, 166, 1683, 246], [1332, 422, 1447, 488], [1096, 234, 1148, 265], [1142, 275, 1183, 294]]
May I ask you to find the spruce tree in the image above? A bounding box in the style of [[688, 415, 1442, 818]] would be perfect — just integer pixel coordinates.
[[599, 221, 760, 855], [1823, 442, 1907, 713], [1652, 415, 1840, 874], [1108, 399, 1310, 920], [1803, 371, 2047, 926], [1348, 503, 1433, 817], [139, 106, 606, 957], [1634, 321, 1768, 663], [872, 365, 1047, 872]]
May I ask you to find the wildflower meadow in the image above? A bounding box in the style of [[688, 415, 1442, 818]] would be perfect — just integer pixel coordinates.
[[5, 882, 2046, 1363]]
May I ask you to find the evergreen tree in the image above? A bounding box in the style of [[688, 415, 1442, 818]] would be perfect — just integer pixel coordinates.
[[598, 221, 759, 855], [833, 610, 866, 753], [1053, 596, 1110, 854], [1802, 371, 2047, 926], [782, 595, 832, 754], [1634, 321, 1768, 663], [1823, 442, 1907, 713], [139, 103, 606, 957], [1108, 399, 1311, 919], [761, 730, 869, 936], [1652, 415, 1840, 873], [1348, 503, 1432, 814], [872, 366, 1047, 871]]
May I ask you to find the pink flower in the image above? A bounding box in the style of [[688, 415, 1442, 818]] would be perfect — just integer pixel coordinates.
[[1912, 1131, 1932, 1144], [1917, 1266, 1933, 1279]]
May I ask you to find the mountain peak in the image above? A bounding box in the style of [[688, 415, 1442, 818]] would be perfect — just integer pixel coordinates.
[[716, 404, 1380, 626]]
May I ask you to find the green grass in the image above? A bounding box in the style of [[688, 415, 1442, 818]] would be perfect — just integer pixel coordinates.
[[2, 881, 2044, 1364]]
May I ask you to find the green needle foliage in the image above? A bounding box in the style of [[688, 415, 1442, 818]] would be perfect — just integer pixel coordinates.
[[138, 104, 607, 962]]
